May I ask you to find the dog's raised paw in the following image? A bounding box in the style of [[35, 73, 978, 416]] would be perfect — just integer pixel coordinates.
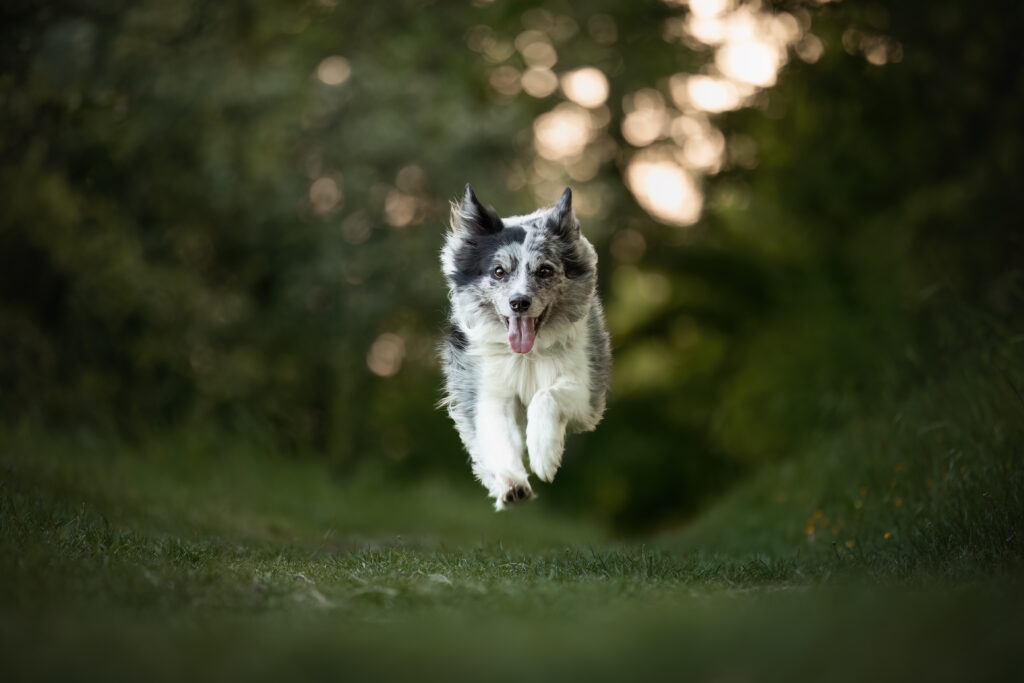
[[526, 396, 565, 483], [499, 482, 534, 508]]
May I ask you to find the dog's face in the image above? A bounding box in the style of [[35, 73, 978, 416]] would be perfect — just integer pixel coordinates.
[[442, 185, 598, 354]]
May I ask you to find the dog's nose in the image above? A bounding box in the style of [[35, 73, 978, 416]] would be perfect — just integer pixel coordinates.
[[509, 295, 531, 313]]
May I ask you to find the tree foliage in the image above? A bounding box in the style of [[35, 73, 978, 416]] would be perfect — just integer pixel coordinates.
[[1, 0, 1020, 529]]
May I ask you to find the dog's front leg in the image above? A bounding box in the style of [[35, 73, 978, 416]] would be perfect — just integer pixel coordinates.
[[526, 379, 589, 482], [473, 394, 533, 510]]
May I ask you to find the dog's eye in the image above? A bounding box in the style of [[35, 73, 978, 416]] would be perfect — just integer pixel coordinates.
[[537, 265, 554, 278], [491, 265, 506, 280]]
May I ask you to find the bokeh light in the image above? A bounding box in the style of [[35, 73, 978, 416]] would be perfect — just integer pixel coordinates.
[[316, 56, 351, 85], [522, 67, 559, 97], [367, 333, 405, 377], [625, 149, 702, 226], [671, 115, 726, 172], [516, 30, 558, 67], [533, 103, 593, 160], [489, 66, 522, 95], [673, 74, 744, 112], [796, 34, 825, 63], [621, 89, 669, 147], [561, 67, 610, 108], [716, 38, 783, 87], [309, 177, 342, 215], [384, 190, 418, 227], [521, 41, 558, 69]]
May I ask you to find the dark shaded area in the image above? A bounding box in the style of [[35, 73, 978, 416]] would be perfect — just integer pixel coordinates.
[[0, 0, 1021, 531]]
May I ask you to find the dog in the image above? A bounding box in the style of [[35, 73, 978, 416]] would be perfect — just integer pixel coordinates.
[[439, 185, 611, 509]]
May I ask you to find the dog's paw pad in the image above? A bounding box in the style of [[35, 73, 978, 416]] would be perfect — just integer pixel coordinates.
[[502, 483, 533, 506]]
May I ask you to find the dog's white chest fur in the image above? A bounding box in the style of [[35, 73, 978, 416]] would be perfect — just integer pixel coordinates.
[[478, 323, 588, 411]]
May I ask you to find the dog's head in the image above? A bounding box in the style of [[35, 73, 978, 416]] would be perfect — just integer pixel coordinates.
[[441, 185, 598, 354]]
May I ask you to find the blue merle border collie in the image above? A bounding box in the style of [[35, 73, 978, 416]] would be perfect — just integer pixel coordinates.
[[439, 185, 611, 509]]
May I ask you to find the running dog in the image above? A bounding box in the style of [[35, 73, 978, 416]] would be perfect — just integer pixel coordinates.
[[439, 185, 611, 509]]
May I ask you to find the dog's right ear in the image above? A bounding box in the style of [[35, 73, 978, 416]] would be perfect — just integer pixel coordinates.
[[453, 184, 504, 235]]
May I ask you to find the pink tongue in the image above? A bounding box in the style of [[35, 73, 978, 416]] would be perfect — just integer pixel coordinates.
[[508, 317, 537, 354]]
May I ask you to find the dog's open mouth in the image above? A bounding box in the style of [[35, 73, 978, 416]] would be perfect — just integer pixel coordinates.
[[502, 308, 547, 354]]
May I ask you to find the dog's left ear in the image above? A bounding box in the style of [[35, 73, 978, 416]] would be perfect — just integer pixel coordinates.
[[549, 187, 579, 240], [454, 184, 504, 236]]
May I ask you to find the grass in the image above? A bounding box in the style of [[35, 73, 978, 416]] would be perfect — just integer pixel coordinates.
[[2, 341, 1024, 681], [668, 340, 1024, 576]]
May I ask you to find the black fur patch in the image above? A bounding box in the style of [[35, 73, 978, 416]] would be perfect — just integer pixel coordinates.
[[559, 241, 592, 280], [460, 185, 504, 236], [447, 325, 469, 351], [451, 226, 527, 287], [547, 187, 579, 241]]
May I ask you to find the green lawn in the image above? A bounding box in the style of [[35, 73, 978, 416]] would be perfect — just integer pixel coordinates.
[[2, 343, 1023, 681]]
